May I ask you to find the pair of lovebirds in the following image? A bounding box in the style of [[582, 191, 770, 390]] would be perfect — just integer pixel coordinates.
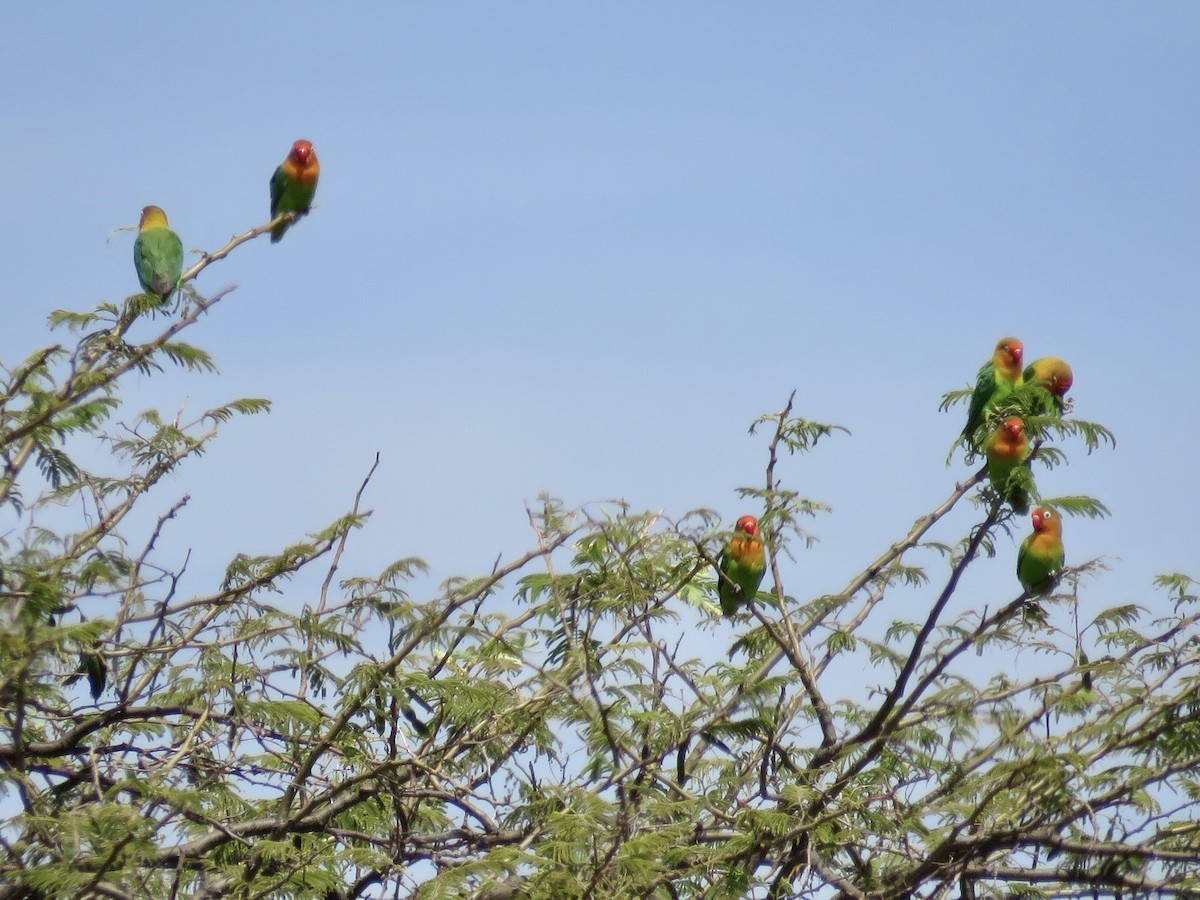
[[132, 139, 321, 301], [718, 337, 1071, 618]]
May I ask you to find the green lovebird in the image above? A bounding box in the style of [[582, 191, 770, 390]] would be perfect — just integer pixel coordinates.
[[133, 205, 183, 300], [1017, 506, 1065, 596], [717, 515, 767, 617], [1023, 357, 1074, 417], [269, 139, 320, 243], [985, 415, 1032, 514], [961, 337, 1024, 448]]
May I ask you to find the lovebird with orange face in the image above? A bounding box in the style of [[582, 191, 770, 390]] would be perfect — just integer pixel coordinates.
[[1017, 506, 1065, 596], [269, 139, 320, 243], [962, 337, 1024, 448], [1023, 357, 1074, 417], [133, 205, 183, 300], [717, 515, 767, 617], [985, 416, 1032, 514]]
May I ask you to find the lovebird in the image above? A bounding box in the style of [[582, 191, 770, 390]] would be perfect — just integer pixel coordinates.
[[1023, 357, 1074, 417], [269, 139, 320, 243], [717, 515, 767, 617], [961, 337, 1024, 448], [985, 416, 1031, 514], [1017, 506, 1065, 597], [133, 205, 184, 300]]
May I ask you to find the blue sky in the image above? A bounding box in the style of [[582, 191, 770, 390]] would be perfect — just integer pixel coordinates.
[[3, 5, 1197, 639]]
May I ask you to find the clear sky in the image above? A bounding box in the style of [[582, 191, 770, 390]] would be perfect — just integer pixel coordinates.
[[3, 5, 1197, 640]]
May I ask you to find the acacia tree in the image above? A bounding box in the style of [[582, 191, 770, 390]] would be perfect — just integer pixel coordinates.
[[1, 216, 1198, 900]]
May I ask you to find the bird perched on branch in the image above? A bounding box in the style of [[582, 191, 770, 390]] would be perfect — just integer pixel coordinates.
[[717, 515, 767, 617], [1023, 357, 1074, 417], [962, 337, 1024, 449], [133, 205, 183, 300], [985, 416, 1032, 514], [1017, 506, 1064, 599], [269, 139, 320, 243]]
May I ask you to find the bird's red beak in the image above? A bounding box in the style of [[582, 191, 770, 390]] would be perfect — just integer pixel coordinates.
[[1032, 509, 1044, 530]]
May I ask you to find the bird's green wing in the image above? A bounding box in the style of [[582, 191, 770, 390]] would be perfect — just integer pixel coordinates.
[[962, 363, 997, 441], [1016, 536, 1030, 589], [134, 228, 183, 298], [269, 164, 287, 218]]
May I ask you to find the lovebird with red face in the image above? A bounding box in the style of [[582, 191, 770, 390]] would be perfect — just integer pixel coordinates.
[[985, 416, 1032, 514], [133, 205, 183, 300], [717, 515, 767, 617], [961, 337, 1024, 449], [1023, 357, 1074, 417], [1017, 506, 1065, 596], [269, 139, 320, 243]]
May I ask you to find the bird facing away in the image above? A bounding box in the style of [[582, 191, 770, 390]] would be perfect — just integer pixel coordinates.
[[717, 515, 767, 617], [1023, 357, 1074, 416], [1017, 506, 1065, 597], [133, 205, 183, 300], [269, 139, 320, 243], [962, 337, 1024, 448], [985, 416, 1032, 514]]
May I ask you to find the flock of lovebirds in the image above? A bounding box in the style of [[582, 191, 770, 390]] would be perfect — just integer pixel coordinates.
[[132, 139, 321, 301], [716, 336, 1074, 621]]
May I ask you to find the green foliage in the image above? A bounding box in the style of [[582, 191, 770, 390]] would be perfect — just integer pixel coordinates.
[[749, 403, 850, 453], [1042, 494, 1112, 519]]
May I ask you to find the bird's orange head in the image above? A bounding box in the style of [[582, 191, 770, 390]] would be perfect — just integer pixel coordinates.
[[1004, 416, 1025, 440], [1031, 507, 1061, 536], [139, 205, 169, 230], [734, 515, 759, 536], [996, 337, 1023, 368], [1044, 359, 1074, 395], [289, 139, 316, 168]]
